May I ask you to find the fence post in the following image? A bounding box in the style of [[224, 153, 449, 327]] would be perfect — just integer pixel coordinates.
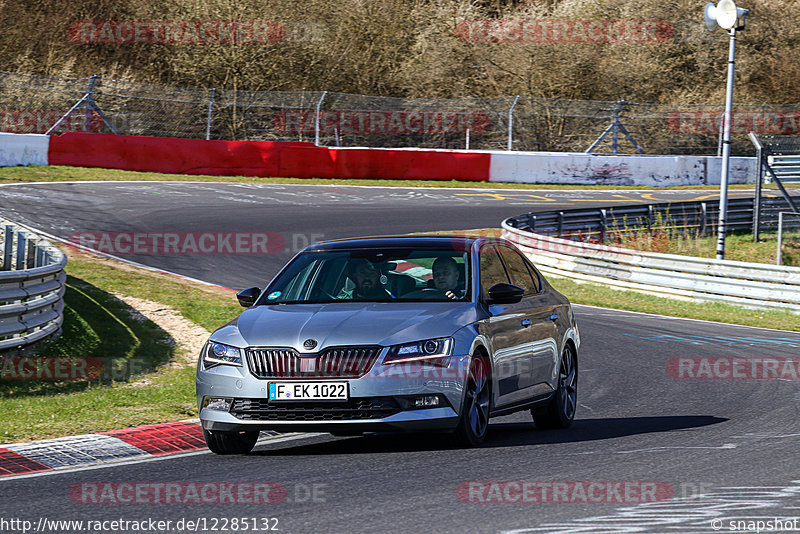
[[749, 132, 763, 242], [83, 74, 101, 132], [206, 88, 216, 140], [507, 96, 520, 151], [777, 212, 784, 265], [315, 91, 327, 146]]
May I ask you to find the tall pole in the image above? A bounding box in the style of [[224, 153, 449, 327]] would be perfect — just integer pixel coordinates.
[[716, 28, 736, 260]]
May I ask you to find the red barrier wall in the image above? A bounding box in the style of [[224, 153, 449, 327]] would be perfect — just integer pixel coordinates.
[[48, 133, 491, 181]]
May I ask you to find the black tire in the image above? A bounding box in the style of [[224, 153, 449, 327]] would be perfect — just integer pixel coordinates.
[[202, 428, 259, 455], [532, 343, 577, 430], [453, 354, 491, 447]]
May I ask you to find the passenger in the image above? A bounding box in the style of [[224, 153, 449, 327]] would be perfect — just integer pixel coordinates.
[[345, 258, 393, 300]]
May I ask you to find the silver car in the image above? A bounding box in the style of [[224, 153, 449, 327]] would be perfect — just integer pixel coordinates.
[[197, 235, 580, 453]]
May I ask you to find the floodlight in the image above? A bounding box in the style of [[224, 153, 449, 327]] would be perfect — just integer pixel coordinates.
[[718, 0, 749, 30], [704, 3, 718, 32]]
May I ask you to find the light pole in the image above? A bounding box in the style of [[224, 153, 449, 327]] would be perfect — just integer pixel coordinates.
[[704, 0, 749, 260]]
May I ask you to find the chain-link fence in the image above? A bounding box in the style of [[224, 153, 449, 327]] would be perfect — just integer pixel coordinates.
[[2, 69, 797, 155]]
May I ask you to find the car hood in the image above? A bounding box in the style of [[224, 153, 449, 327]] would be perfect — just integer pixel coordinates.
[[211, 302, 479, 350]]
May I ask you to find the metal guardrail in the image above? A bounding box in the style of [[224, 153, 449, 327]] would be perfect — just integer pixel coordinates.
[[502, 200, 800, 312], [0, 220, 67, 351], [506, 197, 800, 242], [766, 155, 800, 184]]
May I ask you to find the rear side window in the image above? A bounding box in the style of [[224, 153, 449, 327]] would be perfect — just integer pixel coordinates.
[[479, 245, 509, 298], [497, 245, 540, 295]]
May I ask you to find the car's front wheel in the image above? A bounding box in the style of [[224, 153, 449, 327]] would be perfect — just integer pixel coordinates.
[[454, 354, 490, 447], [203, 428, 259, 454], [532, 343, 577, 429]]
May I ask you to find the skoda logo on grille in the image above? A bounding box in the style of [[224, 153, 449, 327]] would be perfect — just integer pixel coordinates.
[[303, 339, 318, 350]]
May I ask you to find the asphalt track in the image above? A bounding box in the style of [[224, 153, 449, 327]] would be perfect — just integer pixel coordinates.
[[1, 182, 800, 534]]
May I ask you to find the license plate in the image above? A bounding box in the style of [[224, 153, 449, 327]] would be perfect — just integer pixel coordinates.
[[268, 382, 349, 401]]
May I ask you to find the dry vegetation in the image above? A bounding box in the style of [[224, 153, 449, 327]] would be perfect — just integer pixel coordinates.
[[0, 0, 797, 105]]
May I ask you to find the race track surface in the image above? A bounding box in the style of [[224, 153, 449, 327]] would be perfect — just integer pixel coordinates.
[[1, 182, 798, 534]]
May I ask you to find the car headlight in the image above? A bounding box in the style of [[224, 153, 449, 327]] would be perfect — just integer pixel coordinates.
[[203, 341, 243, 368], [384, 337, 453, 365]]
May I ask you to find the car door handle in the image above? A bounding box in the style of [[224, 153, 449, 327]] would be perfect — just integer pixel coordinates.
[[520, 319, 531, 328], [548, 313, 559, 321]]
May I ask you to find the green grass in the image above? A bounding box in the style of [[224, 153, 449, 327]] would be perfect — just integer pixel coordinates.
[[0, 164, 763, 190], [548, 277, 800, 333], [0, 248, 241, 443]]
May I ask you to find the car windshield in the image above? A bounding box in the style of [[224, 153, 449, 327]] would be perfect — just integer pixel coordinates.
[[261, 247, 471, 304]]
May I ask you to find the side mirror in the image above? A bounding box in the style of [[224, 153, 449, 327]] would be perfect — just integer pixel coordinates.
[[236, 287, 261, 307], [486, 283, 524, 305]]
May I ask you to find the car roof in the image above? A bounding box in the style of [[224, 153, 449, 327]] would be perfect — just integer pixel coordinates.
[[304, 233, 495, 252]]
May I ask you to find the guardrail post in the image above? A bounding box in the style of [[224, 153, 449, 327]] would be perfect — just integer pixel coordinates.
[[35, 244, 44, 268], [526, 213, 537, 231], [26, 240, 36, 269], [599, 209, 607, 243], [557, 211, 564, 236], [2, 225, 12, 271], [700, 202, 708, 235], [15, 233, 26, 271]]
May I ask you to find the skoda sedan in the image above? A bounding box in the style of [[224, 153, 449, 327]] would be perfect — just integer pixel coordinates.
[[197, 235, 579, 453]]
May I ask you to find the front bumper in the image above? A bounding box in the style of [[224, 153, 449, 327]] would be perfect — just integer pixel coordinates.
[[196, 353, 469, 433]]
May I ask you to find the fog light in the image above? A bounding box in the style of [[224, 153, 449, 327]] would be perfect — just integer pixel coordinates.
[[203, 397, 233, 411], [414, 395, 440, 408]]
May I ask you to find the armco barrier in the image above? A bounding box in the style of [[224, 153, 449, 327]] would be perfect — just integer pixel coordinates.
[[0, 220, 66, 351], [501, 220, 800, 312]]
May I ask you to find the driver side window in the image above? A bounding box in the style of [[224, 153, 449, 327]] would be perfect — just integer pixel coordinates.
[[479, 245, 510, 299]]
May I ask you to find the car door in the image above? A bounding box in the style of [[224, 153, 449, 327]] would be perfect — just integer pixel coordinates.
[[478, 243, 538, 408], [496, 244, 559, 391]]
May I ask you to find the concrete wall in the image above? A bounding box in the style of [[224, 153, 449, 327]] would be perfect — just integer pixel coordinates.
[[0, 133, 49, 167], [488, 151, 757, 186]]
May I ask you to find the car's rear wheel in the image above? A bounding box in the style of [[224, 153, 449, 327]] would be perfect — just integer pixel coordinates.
[[454, 354, 490, 447], [532, 343, 577, 429], [202, 428, 259, 454]]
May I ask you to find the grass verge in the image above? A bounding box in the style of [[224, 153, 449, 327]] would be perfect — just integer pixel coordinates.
[[616, 228, 800, 266], [0, 248, 240, 443]]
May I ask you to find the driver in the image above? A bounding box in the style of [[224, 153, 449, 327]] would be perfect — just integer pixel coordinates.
[[345, 258, 393, 300], [432, 256, 462, 300]]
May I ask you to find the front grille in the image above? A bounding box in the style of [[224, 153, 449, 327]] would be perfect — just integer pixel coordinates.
[[245, 346, 382, 379], [230, 397, 401, 421]]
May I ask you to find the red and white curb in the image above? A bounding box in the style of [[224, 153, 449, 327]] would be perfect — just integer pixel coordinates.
[[0, 421, 288, 478]]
